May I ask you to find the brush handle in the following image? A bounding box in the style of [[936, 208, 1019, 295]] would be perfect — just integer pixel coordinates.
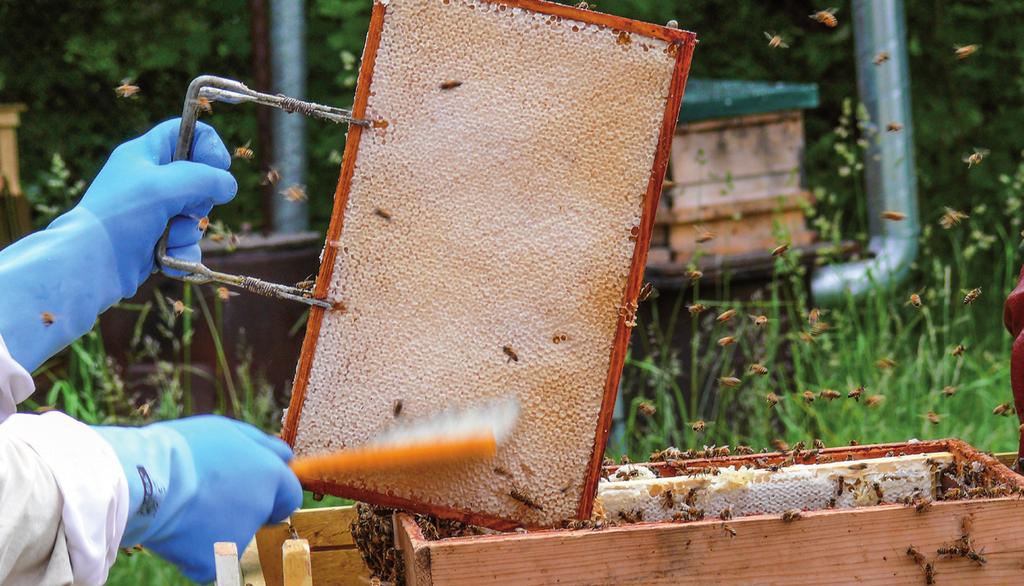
[[290, 434, 497, 481]]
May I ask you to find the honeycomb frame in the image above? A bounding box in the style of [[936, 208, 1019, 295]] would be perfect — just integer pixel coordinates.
[[283, 0, 696, 529]]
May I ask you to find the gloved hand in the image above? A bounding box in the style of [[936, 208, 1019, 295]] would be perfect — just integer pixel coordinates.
[[93, 415, 303, 582], [0, 119, 237, 372]]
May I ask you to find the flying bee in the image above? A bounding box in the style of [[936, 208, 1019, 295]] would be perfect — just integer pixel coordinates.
[[216, 286, 239, 301], [440, 80, 463, 90], [881, 210, 906, 221], [261, 167, 282, 186], [771, 242, 790, 256], [750, 363, 768, 376], [951, 344, 966, 357], [865, 395, 886, 407], [781, 509, 802, 522], [798, 331, 814, 344], [939, 208, 969, 229], [688, 303, 708, 316], [233, 141, 254, 160], [637, 401, 656, 417], [197, 216, 210, 232], [750, 314, 768, 327], [686, 269, 703, 281], [962, 287, 981, 304], [963, 148, 989, 168], [941, 386, 957, 397], [691, 420, 706, 433], [807, 308, 821, 325], [907, 293, 922, 308], [136, 401, 151, 418], [171, 299, 192, 316], [717, 336, 737, 347], [886, 121, 903, 132], [502, 345, 519, 363], [992, 402, 1014, 416], [695, 227, 715, 243], [808, 8, 838, 28], [719, 376, 742, 388], [874, 51, 890, 65], [638, 282, 655, 302], [876, 357, 897, 370], [926, 411, 941, 425], [281, 184, 307, 202], [41, 311, 55, 326], [716, 309, 736, 323], [114, 79, 141, 98], [819, 389, 841, 401], [954, 44, 980, 60], [848, 386, 864, 401], [763, 31, 789, 49]]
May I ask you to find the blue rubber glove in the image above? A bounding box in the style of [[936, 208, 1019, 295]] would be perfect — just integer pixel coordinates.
[[0, 119, 237, 372], [93, 416, 303, 582]]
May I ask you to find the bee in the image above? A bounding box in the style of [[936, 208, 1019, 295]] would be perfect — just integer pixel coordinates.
[[736, 445, 754, 455], [907, 293, 922, 308], [781, 509, 802, 522], [865, 394, 886, 407], [502, 345, 519, 363], [771, 242, 790, 256], [848, 386, 864, 401], [171, 299, 192, 316], [197, 96, 213, 114], [951, 344, 966, 357], [749, 363, 768, 376], [686, 269, 703, 281], [954, 44, 980, 60], [233, 141, 254, 160], [771, 438, 789, 451], [41, 311, 55, 326], [810, 321, 831, 336], [717, 336, 737, 347], [965, 549, 987, 566], [691, 420, 706, 433], [914, 496, 933, 513], [197, 216, 210, 232], [136, 401, 151, 418], [440, 80, 463, 90], [812, 439, 825, 451], [493, 466, 511, 477], [392, 399, 403, 417], [764, 31, 789, 49], [638, 282, 655, 302], [660, 489, 675, 509], [809, 8, 838, 28], [750, 314, 768, 327], [798, 331, 814, 344], [819, 389, 841, 401], [881, 210, 906, 221], [637, 400, 656, 417], [939, 208, 969, 229], [802, 390, 816, 404], [216, 286, 239, 301], [281, 184, 307, 202], [944, 487, 962, 500], [807, 308, 821, 325], [907, 545, 927, 565], [874, 51, 890, 65], [687, 303, 708, 316], [716, 309, 736, 323], [962, 287, 981, 304], [886, 121, 903, 132], [114, 79, 140, 98], [719, 376, 742, 388], [926, 411, 941, 425], [509, 488, 543, 510], [374, 207, 392, 220], [924, 562, 935, 585], [722, 523, 737, 537], [963, 148, 989, 168], [261, 167, 282, 186], [941, 386, 957, 397], [875, 357, 897, 369], [695, 227, 716, 243], [992, 402, 1014, 416]]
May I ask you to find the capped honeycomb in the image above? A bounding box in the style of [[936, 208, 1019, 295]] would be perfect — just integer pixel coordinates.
[[286, 0, 694, 527], [597, 453, 952, 523]]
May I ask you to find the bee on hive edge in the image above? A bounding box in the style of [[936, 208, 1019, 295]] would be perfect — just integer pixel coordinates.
[[781, 509, 802, 522], [764, 31, 789, 49], [722, 523, 736, 537], [808, 8, 838, 28], [906, 545, 926, 565]]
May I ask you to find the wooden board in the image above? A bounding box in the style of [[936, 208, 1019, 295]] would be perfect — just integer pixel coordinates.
[[668, 207, 815, 259], [283, 0, 696, 529], [253, 507, 371, 586]]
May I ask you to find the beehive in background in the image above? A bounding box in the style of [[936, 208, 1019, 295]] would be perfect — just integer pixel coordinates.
[[283, 0, 695, 528]]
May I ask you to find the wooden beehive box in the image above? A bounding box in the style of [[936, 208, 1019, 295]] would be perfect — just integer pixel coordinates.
[[388, 440, 1024, 585], [648, 80, 819, 269], [0, 104, 30, 248]]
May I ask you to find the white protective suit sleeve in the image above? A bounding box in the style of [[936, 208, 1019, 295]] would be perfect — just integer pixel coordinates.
[[0, 334, 129, 585]]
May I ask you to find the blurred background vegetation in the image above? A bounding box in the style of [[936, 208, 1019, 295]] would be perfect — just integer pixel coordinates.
[[3, 0, 1024, 583]]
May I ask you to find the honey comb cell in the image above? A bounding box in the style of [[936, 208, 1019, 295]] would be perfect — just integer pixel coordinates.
[[284, 0, 695, 528]]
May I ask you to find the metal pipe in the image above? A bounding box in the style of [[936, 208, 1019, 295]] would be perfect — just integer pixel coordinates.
[[271, 0, 309, 234], [810, 0, 919, 305]]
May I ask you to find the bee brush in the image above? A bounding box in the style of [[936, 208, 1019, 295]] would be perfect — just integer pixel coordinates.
[[289, 397, 519, 481]]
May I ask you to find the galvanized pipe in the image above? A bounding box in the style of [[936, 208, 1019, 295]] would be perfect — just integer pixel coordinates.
[[811, 0, 919, 305], [271, 0, 309, 234]]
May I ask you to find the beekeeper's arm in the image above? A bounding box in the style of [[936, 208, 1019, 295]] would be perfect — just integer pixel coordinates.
[[0, 120, 302, 584]]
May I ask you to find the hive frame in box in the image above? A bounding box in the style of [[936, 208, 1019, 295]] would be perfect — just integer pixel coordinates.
[[281, 0, 696, 529]]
